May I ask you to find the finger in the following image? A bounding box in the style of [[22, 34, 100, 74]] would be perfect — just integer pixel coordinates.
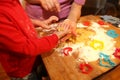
[[46, 0, 56, 11], [32, 19, 50, 29], [48, 16, 59, 23], [53, 0, 60, 12], [47, 0, 54, 11], [37, 22, 49, 29], [40, 0, 49, 11], [44, 16, 59, 25], [64, 19, 70, 23], [59, 22, 70, 29], [49, 0, 60, 12], [58, 22, 71, 34], [35, 27, 43, 32]]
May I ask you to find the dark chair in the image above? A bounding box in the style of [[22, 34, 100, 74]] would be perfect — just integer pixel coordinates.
[[82, 0, 118, 17]]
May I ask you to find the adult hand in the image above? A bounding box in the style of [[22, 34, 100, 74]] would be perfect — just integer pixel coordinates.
[[58, 19, 77, 42], [39, 0, 60, 12], [31, 16, 59, 29]]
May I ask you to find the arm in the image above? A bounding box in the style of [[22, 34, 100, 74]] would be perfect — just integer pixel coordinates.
[[67, 0, 86, 21], [0, 13, 71, 56], [58, 1, 86, 42], [67, 2, 82, 22]]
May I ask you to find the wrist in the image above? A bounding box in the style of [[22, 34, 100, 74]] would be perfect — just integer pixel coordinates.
[[54, 31, 67, 39]]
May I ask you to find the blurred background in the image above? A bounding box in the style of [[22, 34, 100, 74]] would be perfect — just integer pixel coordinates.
[[82, 0, 120, 18]]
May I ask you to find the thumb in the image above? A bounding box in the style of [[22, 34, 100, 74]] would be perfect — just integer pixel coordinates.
[[45, 16, 59, 24]]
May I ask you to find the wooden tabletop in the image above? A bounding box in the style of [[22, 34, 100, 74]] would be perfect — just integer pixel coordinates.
[[0, 64, 10, 80], [41, 15, 120, 80]]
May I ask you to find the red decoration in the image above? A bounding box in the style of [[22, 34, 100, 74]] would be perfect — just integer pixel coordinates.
[[97, 20, 105, 25], [83, 21, 91, 26], [113, 48, 120, 59], [63, 47, 72, 56], [79, 63, 93, 74]]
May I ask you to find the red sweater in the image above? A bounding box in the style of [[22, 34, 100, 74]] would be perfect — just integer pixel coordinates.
[[0, 0, 58, 78]]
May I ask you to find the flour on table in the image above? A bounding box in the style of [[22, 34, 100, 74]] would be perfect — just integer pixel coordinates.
[[55, 21, 116, 62]]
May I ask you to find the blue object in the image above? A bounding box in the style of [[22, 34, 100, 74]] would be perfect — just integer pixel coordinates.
[[99, 52, 116, 68], [106, 30, 119, 38]]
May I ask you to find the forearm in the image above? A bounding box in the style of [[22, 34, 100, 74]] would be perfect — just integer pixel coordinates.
[[67, 2, 82, 22]]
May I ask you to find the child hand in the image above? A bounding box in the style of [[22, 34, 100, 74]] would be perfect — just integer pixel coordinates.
[[31, 16, 59, 29]]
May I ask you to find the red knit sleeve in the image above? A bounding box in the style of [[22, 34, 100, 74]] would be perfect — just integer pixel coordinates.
[[0, 13, 59, 57]]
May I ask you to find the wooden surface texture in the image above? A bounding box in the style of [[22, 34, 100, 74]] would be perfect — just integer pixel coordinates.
[[41, 15, 120, 80]]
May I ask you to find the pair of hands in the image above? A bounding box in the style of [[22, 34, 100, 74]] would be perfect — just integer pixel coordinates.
[[31, 16, 77, 42]]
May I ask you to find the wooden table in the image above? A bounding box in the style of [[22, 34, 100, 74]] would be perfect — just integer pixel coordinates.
[[41, 15, 120, 80], [0, 64, 10, 80]]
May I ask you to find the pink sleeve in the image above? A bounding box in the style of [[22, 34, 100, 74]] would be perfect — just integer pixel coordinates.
[[74, 0, 86, 5]]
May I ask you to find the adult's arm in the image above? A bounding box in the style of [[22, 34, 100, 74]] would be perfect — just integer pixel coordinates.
[[67, 0, 85, 22], [59, 0, 86, 41]]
